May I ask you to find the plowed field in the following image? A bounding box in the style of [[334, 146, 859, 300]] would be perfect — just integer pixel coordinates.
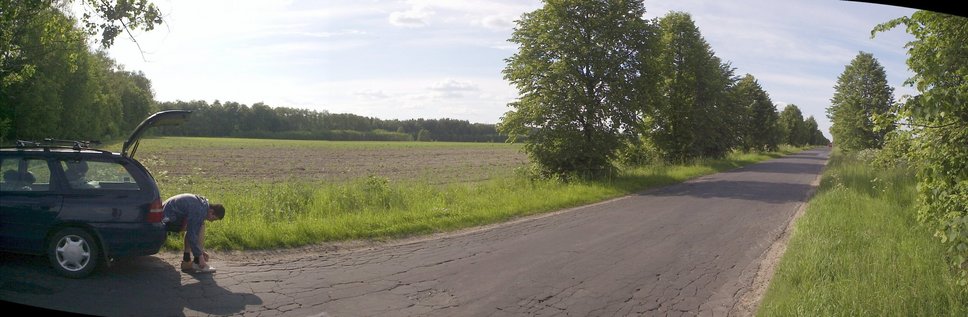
[[132, 137, 528, 184]]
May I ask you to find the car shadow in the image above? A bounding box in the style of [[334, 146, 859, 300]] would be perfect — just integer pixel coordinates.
[[0, 252, 262, 316]]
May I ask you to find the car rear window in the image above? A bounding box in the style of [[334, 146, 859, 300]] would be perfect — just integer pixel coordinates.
[[0, 157, 52, 192], [60, 159, 141, 191]]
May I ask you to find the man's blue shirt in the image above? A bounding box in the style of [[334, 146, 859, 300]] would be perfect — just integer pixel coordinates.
[[162, 193, 209, 257]]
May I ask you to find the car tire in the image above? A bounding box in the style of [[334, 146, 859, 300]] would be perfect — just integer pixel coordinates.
[[48, 228, 100, 278]]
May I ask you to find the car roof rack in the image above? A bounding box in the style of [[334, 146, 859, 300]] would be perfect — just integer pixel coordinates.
[[15, 138, 103, 151]]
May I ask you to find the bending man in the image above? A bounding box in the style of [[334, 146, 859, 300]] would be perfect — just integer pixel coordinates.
[[162, 193, 225, 273]]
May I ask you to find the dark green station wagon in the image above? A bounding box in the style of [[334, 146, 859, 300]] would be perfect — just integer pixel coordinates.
[[0, 110, 190, 278]]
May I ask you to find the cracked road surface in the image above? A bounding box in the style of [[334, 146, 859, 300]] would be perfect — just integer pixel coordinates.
[[1, 148, 829, 316]]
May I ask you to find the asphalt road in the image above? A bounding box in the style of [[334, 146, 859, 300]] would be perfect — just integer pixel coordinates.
[[1, 148, 830, 317]]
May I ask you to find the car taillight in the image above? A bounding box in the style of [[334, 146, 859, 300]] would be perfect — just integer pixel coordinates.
[[147, 198, 164, 223]]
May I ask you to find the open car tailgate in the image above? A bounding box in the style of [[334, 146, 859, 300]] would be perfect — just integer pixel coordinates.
[[122, 110, 192, 159]]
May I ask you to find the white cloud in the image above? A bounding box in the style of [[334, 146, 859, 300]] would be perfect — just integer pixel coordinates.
[[355, 90, 390, 100], [429, 79, 479, 92], [388, 0, 536, 30], [281, 30, 368, 39], [389, 7, 435, 28], [428, 79, 480, 99], [480, 15, 516, 30]]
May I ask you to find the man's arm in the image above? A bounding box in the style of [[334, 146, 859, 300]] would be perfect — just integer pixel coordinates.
[[197, 223, 208, 267], [184, 221, 204, 264]]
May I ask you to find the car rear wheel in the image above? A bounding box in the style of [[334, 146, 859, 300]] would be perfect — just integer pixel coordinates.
[[48, 228, 100, 278]]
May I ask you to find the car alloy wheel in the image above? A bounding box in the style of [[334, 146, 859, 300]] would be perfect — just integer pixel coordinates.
[[48, 228, 100, 278]]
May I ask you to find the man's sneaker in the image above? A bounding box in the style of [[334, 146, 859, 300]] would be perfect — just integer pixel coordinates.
[[192, 263, 216, 273]]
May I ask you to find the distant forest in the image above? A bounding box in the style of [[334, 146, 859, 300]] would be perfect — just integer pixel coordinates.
[[154, 100, 507, 142]]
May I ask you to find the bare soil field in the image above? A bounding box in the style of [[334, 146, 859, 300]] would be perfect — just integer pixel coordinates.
[[132, 137, 528, 184]]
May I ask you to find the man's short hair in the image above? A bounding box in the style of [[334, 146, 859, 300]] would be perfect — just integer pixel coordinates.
[[211, 204, 226, 220]]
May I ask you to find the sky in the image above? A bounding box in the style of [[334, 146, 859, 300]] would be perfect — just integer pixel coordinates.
[[105, 0, 920, 140]]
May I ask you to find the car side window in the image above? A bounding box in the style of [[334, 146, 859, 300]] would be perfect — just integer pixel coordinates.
[[0, 158, 52, 192], [60, 159, 141, 190]]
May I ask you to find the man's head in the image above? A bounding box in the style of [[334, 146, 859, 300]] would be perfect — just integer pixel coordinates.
[[207, 204, 226, 221]]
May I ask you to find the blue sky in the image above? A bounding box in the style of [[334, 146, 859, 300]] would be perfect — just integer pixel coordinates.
[[107, 0, 919, 139]]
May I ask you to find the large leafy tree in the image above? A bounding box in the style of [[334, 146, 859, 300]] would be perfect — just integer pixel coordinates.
[[499, 0, 655, 176], [778, 104, 806, 146], [732, 74, 779, 151], [647, 12, 738, 162], [0, 0, 162, 142], [1, 7, 86, 140], [803, 116, 828, 146], [827, 52, 895, 151], [111, 67, 155, 133], [874, 11, 968, 284], [1, 0, 162, 86]]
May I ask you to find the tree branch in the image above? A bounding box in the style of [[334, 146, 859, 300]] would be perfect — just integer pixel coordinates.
[[898, 120, 964, 129]]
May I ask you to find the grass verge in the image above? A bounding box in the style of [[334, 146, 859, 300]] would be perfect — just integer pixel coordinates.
[[756, 150, 968, 316], [161, 145, 804, 251]]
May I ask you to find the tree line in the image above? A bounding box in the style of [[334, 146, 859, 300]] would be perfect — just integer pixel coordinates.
[[499, 1, 829, 177], [836, 11, 968, 286], [153, 100, 507, 142]]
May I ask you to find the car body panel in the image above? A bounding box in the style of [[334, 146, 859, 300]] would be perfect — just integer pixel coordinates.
[[89, 222, 167, 258], [0, 193, 62, 254]]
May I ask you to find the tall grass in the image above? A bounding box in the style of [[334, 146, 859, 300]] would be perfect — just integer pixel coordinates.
[[757, 151, 968, 316], [158, 146, 805, 251]]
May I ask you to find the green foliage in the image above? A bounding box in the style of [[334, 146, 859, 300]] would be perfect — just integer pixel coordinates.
[[0, 0, 163, 83], [804, 116, 830, 146], [0, 1, 159, 142], [0, 117, 10, 143], [732, 74, 780, 152], [111, 67, 155, 132], [779, 104, 807, 146], [77, 0, 163, 48], [2, 8, 94, 139], [500, 0, 655, 177], [647, 12, 738, 162], [1, 0, 53, 85], [827, 52, 896, 152], [872, 130, 912, 169], [615, 136, 662, 167], [416, 129, 432, 142], [874, 10, 968, 286]]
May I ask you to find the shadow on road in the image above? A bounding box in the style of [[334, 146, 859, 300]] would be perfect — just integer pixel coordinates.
[[180, 273, 263, 316], [727, 161, 826, 175], [785, 154, 828, 160], [640, 180, 814, 204], [0, 252, 262, 316]]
